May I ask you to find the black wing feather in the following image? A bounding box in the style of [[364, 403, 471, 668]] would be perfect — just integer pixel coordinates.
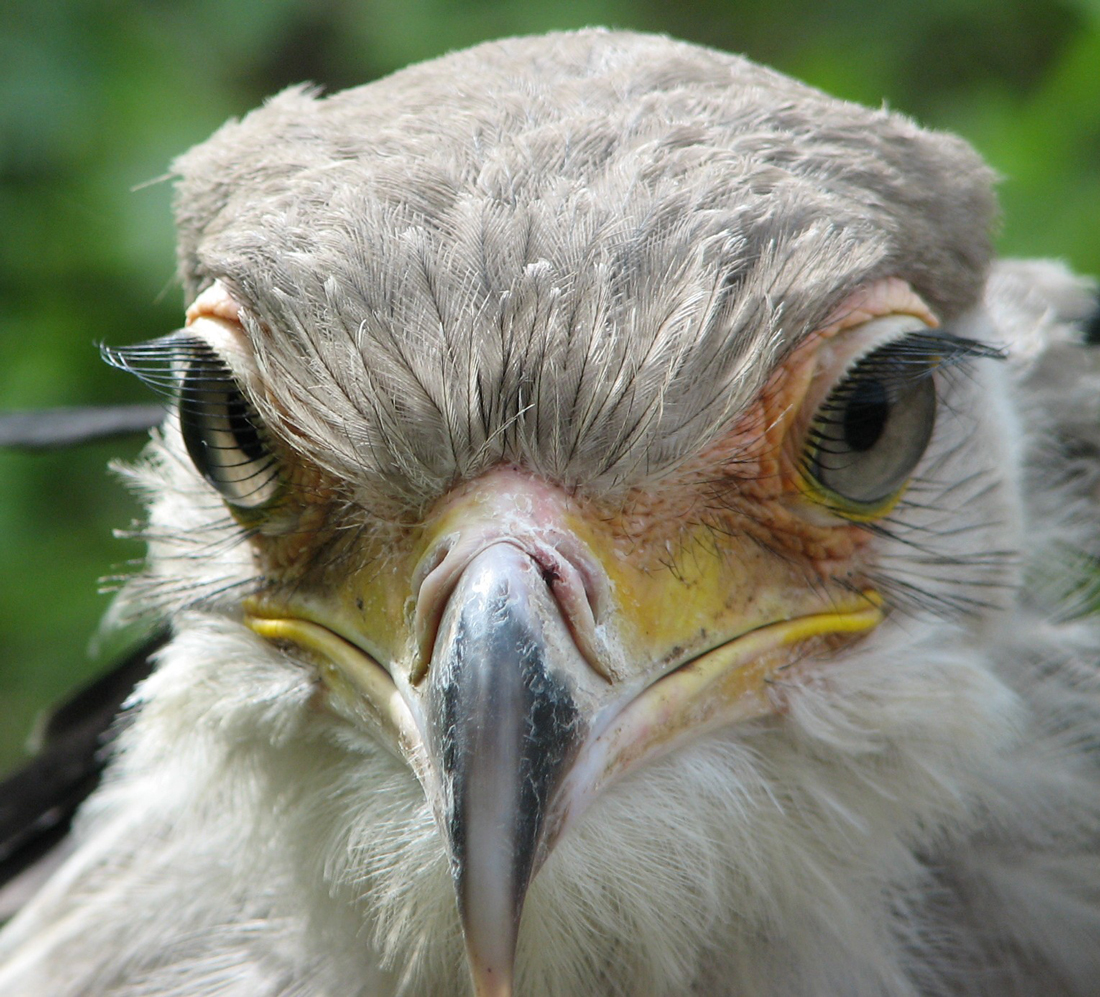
[[0, 631, 166, 893], [1083, 295, 1100, 346]]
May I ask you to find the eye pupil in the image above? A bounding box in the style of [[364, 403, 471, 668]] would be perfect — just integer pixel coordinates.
[[225, 392, 267, 463], [805, 332, 946, 513], [843, 380, 890, 452], [178, 347, 281, 510]]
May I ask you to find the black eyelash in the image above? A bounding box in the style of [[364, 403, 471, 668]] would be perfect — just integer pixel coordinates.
[[101, 334, 225, 399], [804, 333, 1002, 452], [820, 331, 1002, 407], [103, 335, 246, 425], [103, 335, 281, 509]]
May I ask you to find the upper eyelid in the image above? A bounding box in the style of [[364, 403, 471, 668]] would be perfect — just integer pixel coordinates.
[[814, 331, 1005, 402], [102, 334, 244, 399], [102, 330, 1006, 421], [838, 331, 1005, 374]]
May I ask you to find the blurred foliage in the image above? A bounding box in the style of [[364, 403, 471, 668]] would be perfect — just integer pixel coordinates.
[[1, 0, 1098, 773]]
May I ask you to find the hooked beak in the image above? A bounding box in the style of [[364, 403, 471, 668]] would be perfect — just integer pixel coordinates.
[[245, 469, 883, 997], [425, 542, 587, 996]]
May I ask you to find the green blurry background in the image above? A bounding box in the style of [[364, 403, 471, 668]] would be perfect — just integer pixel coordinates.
[[2, 0, 1099, 774]]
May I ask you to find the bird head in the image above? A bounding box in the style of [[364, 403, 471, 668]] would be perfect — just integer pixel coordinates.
[[101, 30, 1055, 997]]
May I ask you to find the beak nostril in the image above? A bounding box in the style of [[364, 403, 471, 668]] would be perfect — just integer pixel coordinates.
[[579, 560, 607, 626], [411, 472, 616, 686], [412, 534, 464, 685], [413, 534, 456, 599], [416, 534, 614, 685], [526, 543, 613, 682], [550, 539, 609, 629]]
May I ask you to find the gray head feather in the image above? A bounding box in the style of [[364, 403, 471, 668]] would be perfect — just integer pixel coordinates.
[[172, 29, 996, 513]]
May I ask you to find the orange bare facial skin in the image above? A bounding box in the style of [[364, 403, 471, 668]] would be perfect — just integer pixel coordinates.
[[239, 277, 934, 683], [259, 469, 338, 576], [613, 277, 941, 578]]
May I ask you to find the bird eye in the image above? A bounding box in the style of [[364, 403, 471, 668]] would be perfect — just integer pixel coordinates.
[[178, 346, 281, 510], [101, 334, 282, 510], [801, 332, 987, 518]]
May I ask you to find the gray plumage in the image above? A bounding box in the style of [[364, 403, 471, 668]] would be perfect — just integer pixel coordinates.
[[173, 30, 993, 509], [1, 28, 1099, 997]]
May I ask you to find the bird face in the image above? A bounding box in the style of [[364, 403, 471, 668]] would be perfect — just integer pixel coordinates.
[[107, 266, 1006, 995], [87, 30, 1047, 997]]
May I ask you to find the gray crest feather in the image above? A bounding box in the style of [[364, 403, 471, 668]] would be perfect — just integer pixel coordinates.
[[172, 29, 996, 512]]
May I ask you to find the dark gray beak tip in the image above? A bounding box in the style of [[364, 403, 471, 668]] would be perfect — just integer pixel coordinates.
[[424, 542, 587, 994]]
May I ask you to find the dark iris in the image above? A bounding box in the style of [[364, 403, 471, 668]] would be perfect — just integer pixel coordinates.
[[177, 349, 281, 510], [224, 391, 268, 463], [842, 380, 890, 452], [805, 333, 949, 510]]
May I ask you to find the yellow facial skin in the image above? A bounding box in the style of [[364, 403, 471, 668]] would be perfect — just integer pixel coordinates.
[[243, 457, 887, 818], [202, 277, 941, 997], [238, 287, 934, 816], [243, 472, 886, 997]]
